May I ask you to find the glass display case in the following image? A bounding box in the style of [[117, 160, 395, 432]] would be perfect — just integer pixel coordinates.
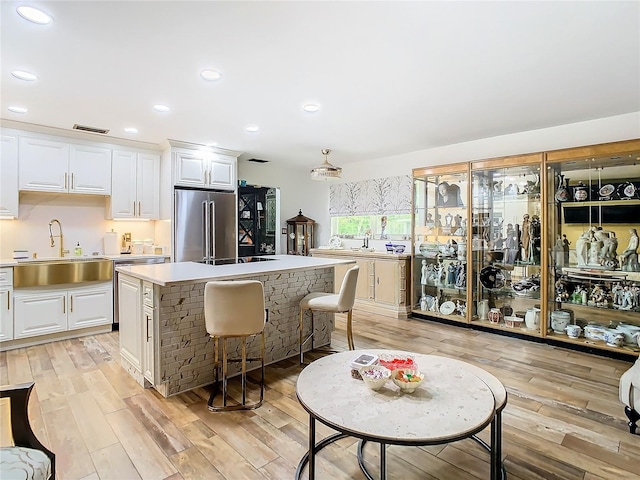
[[546, 140, 640, 353], [412, 163, 470, 323], [470, 154, 545, 334], [286, 210, 315, 255]]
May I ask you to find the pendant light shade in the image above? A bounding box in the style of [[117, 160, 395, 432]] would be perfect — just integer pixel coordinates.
[[311, 149, 342, 180]]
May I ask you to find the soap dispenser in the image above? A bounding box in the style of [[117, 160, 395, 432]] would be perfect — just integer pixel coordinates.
[[75, 242, 83, 256]]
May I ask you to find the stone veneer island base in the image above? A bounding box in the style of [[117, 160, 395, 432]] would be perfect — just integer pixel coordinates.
[[116, 255, 354, 397]]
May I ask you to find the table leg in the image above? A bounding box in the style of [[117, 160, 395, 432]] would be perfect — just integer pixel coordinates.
[[491, 411, 503, 480], [308, 416, 316, 480], [380, 442, 387, 480]]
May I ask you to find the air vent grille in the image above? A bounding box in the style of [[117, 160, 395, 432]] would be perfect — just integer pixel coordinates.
[[247, 158, 269, 163], [73, 124, 109, 134]]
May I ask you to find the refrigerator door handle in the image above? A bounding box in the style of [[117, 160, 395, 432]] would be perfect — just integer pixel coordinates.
[[203, 201, 209, 262], [209, 200, 216, 260]]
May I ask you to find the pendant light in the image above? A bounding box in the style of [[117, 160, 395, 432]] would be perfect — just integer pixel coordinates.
[[310, 149, 342, 180]]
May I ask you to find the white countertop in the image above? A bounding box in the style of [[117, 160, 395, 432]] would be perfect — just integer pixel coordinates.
[[0, 254, 170, 268], [115, 255, 355, 286]]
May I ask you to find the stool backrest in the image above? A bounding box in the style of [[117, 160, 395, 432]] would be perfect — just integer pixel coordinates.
[[335, 265, 359, 312], [205, 280, 266, 337]]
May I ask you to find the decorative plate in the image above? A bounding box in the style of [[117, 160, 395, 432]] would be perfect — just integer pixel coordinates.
[[329, 236, 342, 249], [479, 266, 506, 290], [599, 184, 615, 198], [618, 182, 637, 198], [573, 188, 588, 202], [439, 301, 456, 315]]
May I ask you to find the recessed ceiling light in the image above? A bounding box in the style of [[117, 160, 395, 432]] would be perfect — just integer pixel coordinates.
[[11, 70, 38, 81], [245, 125, 260, 133], [200, 69, 222, 81], [8, 106, 28, 114], [16, 6, 53, 24], [153, 104, 170, 112], [303, 104, 320, 113], [124, 127, 138, 134]]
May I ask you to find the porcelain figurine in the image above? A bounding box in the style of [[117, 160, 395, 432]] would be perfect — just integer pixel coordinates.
[[620, 228, 640, 272]]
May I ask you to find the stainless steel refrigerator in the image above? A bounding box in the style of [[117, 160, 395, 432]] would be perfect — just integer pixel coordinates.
[[173, 188, 237, 263]]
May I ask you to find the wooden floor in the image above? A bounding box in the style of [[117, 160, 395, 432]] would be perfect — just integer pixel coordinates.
[[1, 311, 639, 480]]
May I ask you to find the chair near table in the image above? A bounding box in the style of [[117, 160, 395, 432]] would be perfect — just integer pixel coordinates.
[[299, 265, 359, 364], [0, 381, 55, 480], [204, 280, 267, 412]]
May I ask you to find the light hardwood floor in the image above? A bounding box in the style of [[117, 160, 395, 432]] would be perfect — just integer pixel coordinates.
[[1, 311, 639, 480]]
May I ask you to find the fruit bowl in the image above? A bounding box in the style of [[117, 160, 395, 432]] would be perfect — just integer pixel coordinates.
[[392, 369, 424, 393], [359, 365, 391, 391]]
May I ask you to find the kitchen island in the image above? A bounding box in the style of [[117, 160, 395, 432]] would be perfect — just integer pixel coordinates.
[[116, 255, 354, 397]]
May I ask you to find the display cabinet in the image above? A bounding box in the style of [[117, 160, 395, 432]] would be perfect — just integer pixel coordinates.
[[286, 210, 315, 256], [469, 153, 546, 334], [545, 139, 640, 353], [412, 163, 470, 323]]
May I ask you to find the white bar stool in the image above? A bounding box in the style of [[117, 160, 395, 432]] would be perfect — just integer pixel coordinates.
[[204, 280, 266, 412], [299, 264, 359, 364]]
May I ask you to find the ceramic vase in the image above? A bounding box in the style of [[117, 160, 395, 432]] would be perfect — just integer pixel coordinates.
[[477, 300, 489, 321], [565, 324, 582, 338], [551, 310, 570, 333], [488, 308, 502, 324], [525, 307, 540, 330]]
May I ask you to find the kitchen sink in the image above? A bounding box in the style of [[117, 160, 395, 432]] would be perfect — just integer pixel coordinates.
[[14, 258, 113, 288]]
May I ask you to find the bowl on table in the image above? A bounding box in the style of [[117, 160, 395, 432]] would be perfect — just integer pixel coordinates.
[[359, 365, 392, 391], [392, 369, 424, 393]]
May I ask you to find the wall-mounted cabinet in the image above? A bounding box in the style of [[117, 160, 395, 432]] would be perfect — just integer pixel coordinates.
[[412, 163, 470, 323], [411, 140, 640, 357], [18, 137, 112, 195], [0, 134, 18, 218], [174, 150, 236, 191], [109, 150, 160, 219]]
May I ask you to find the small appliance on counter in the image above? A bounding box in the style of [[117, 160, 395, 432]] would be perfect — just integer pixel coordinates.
[[104, 230, 119, 255], [121, 232, 132, 254]]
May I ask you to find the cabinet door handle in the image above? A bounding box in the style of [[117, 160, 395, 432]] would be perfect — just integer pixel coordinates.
[[138, 201, 141, 216], [377, 277, 379, 285], [70, 295, 73, 313], [64, 172, 68, 189], [133, 201, 137, 216], [6, 292, 9, 311], [71, 173, 75, 189], [63, 296, 66, 314], [146, 314, 151, 341]]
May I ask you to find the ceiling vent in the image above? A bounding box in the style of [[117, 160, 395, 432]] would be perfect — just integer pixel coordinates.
[[72, 124, 109, 134], [247, 158, 269, 163]]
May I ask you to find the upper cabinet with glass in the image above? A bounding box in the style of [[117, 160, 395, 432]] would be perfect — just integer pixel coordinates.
[[412, 163, 470, 323], [546, 139, 640, 352], [470, 153, 545, 334]]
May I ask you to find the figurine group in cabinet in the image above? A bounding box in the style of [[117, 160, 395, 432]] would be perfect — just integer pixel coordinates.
[[477, 213, 542, 266], [555, 278, 640, 312], [420, 259, 466, 289], [574, 227, 639, 271]]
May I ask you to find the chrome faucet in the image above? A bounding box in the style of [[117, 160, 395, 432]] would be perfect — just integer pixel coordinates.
[[48, 219, 68, 257]]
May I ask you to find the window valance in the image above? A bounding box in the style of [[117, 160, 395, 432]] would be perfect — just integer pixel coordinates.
[[329, 175, 412, 216]]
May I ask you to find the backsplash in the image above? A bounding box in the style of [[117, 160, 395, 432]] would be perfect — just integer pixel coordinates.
[[0, 193, 168, 259]]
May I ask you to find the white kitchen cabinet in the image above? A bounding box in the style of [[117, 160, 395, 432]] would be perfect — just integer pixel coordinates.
[[67, 284, 112, 330], [14, 291, 67, 338], [19, 136, 111, 195], [118, 274, 142, 373], [174, 151, 236, 191], [109, 150, 160, 219], [0, 268, 14, 342], [143, 304, 155, 383], [0, 135, 19, 218], [13, 282, 112, 339]]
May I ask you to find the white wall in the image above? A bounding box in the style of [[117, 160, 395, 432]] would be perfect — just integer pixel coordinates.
[[237, 160, 330, 254], [0, 193, 159, 259]]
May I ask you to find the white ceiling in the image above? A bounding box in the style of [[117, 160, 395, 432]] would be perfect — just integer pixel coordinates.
[[2, 1, 639, 170]]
